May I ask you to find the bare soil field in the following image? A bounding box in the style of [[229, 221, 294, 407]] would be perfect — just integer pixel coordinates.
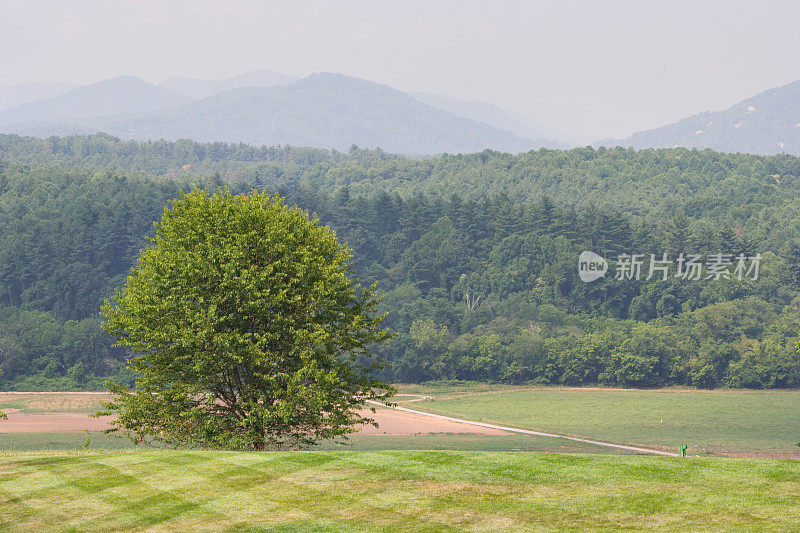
[[0, 409, 113, 433], [0, 392, 505, 436]]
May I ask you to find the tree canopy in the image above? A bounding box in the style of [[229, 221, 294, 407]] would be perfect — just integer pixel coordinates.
[[2, 135, 800, 390], [99, 189, 392, 450]]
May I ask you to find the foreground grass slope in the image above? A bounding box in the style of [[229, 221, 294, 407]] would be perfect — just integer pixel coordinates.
[[1, 450, 800, 531], [398, 385, 800, 455]]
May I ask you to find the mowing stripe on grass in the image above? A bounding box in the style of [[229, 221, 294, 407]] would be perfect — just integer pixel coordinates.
[[3, 450, 800, 530], [369, 401, 678, 456]]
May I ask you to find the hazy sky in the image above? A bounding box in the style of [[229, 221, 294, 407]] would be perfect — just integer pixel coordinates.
[[2, 0, 800, 139]]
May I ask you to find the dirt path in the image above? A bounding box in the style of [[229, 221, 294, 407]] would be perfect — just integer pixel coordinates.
[[357, 407, 507, 435], [369, 401, 679, 456]]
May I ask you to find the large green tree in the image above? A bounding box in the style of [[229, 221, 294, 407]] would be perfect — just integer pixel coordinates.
[[100, 189, 392, 450]]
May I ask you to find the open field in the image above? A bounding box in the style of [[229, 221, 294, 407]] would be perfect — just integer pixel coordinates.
[[2, 450, 800, 531], [0, 432, 133, 451], [0, 393, 111, 413], [395, 384, 800, 456], [2, 388, 800, 530], [0, 431, 637, 454], [4, 388, 800, 455], [0, 392, 624, 454], [0, 394, 503, 435]]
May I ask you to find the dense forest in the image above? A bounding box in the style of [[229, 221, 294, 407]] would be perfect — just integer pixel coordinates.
[[1, 134, 800, 389]]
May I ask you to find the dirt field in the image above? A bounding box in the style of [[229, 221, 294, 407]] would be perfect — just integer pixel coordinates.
[[0, 409, 113, 433], [0, 392, 506, 436]]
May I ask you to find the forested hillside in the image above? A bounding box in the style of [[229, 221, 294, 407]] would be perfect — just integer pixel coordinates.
[[1, 134, 800, 389], [602, 79, 800, 156]]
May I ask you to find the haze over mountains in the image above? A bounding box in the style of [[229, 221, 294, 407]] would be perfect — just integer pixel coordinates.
[[4, 68, 800, 156], [0, 71, 564, 154], [159, 69, 298, 99], [0, 82, 79, 112], [409, 92, 579, 146], [598, 80, 800, 155], [0, 77, 191, 125]]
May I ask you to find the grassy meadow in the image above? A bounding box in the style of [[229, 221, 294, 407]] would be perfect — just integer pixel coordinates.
[[2, 450, 800, 531], [0, 429, 633, 454], [0, 392, 627, 454], [395, 384, 800, 455], [2, 388, 800, 530], [3, 387, 800, 455]]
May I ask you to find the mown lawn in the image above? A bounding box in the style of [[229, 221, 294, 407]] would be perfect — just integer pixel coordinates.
[[0, 429, 635, 454], [396, 385, 800, 455], [0, 431, 134, 452], [1, 450, 799, 531]]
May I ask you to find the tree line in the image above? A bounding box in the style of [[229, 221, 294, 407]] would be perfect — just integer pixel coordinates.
[[1, 135, 800, 389]]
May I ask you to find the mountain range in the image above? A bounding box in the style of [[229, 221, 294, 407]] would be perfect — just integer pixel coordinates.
[[5, 69, 800, 156], [598, 80, 800, 155], [0, 73, 560, 154], [408, 92, 578, 145], [159, 69, 298, 99], [0, 77, 191, 125], [0, 82, 79, 112]]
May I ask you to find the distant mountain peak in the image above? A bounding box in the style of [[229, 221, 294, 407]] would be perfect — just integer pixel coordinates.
[[159, 69, 297, 99], [0, 76, 191, 125], [0, 82, 78, 112], [0, 72, 565, 155], [409, 91, 574, 146], [600, 79, 800, 155]]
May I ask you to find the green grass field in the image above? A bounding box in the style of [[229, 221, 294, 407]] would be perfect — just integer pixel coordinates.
[[3, 387, 800, 455], [314, 432, 633, 454], [0, 432, 133, 452], [0, 392, 629, 454], [1, 450, 800, 531], [2, 388, 800, 530], [0, 430, 635, 454], [395, 384, 800, 455]]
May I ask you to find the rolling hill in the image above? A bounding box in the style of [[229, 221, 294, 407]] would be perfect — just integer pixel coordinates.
[[600, 79, 800, 155], [0, 73, 554, 154], [159, 69, 297, 99], [409, 91, 574, 147], [0, 76, 193, 126], [0, 82, 77, 112]]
